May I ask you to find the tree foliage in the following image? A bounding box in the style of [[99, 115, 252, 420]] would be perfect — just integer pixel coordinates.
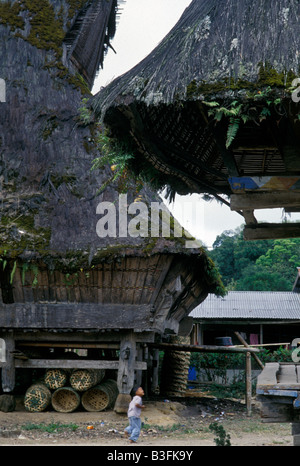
[[209, 227, 300, 291]]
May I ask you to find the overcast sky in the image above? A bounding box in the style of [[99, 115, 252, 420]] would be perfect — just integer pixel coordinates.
[[92, 0, 300, 249]]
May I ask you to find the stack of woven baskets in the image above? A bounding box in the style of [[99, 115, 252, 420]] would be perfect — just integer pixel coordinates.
[[24, 368, 118, 413]]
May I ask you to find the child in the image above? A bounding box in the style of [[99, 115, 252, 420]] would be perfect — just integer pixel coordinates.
[[124, 386, 145, 443]]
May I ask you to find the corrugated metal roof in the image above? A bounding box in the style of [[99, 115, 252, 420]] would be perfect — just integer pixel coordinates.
[[190, 291, 300, 320]]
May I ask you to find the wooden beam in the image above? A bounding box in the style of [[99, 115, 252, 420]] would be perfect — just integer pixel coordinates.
[[148, 342, 261, 354], [244, 222, 300, 240], [18, 342, 120, 349], [12, 359, 147, 370], [10, 330, 155, 344], [0, 303, 153, 329], [231, 192, 300, 211]]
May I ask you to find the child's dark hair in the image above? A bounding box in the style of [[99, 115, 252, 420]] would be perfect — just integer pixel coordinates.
[[131, 386, 142, 396]]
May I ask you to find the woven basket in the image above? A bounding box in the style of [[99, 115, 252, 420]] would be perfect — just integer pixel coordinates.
[[51, 387, 81, 413], [70, 369, 105, 392], [44, 369, 68, 390], [81, 379, 118, 412], [24, 383, 51, 412]]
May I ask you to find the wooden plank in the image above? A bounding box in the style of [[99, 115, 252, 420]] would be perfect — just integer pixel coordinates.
[[102, 264, 113, 304], [0, 303, 153, 329], [48, 270, 56, 302], [111, 262, 123, 305], [140, 255, 160, 304], [257, 362, 279, 387], [13, 359, 147, 370], [231, 192, 300, 211], [259, 384, 300, 390], [257, 363, 300, 391], [278, 364, 298, 384], [244, 223, 300, 240], [126, 257, 139, 305], [256, 389, 298, 397], [11, 265, 24, 303], [78, 269, 90, 303], [150, 255, 173, 306]]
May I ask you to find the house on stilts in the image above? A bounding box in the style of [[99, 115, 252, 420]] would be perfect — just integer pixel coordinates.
[[0, 0, 223, 413]]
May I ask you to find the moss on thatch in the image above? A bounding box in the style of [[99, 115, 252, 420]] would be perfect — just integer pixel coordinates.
[[91, 0, 300, 201]]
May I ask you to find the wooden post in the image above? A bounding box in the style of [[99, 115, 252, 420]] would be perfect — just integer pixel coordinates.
[[1, 332, 15, 393], [114, 332, 137, 414], [135, 344, 143, 388], [151, 348, 160, 394], [292, 423, 300, 446], [260, 324, 263, 345], [246, 351, 252, 416]]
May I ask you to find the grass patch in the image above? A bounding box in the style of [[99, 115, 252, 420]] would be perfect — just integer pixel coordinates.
[[22, 422, 79, 433], [142, 422, 198, 435]]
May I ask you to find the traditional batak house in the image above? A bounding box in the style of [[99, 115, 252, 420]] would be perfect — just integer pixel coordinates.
[[0, 0, 223, 413]]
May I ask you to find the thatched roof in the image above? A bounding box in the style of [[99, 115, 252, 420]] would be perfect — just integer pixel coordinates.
[[65, 0, 119, 88], [91, 0, 300, 212], [0, 0, 224, 306]]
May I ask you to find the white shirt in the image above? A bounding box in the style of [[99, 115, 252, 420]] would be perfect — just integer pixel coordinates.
[[127, 395, 142, 418]]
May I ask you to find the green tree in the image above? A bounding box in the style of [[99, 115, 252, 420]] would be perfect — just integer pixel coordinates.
[[210, 230, 237, 285], [209, 227, 300, 291], [210, 227, 272, 287], [235, 264, 291, 291], [256, 239, 300, 284]]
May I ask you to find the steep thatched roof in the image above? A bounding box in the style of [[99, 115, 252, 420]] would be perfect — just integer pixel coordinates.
[[93, 0, 299, 108], [0, 0, 224, 306], [91, 0, 300, 232], [65, 0, 119, 88]]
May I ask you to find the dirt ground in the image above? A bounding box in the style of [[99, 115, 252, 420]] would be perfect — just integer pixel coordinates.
[[0, 393, 293, 447]]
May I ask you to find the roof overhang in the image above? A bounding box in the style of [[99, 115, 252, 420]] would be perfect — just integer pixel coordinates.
[[92, 0, 300, 240]]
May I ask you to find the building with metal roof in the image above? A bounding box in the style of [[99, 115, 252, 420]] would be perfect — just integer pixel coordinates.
[[191, 292, 300, 321], [189, 290, 300, 347]]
